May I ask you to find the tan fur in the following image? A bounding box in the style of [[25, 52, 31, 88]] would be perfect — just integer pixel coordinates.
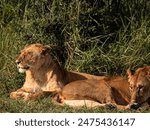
[[127, 66, 150, 109], [57, 77, 131, 110], [10, 43, 105, 100]]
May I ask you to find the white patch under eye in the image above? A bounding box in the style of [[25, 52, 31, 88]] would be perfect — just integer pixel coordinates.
[[18, 68, 26, 73]]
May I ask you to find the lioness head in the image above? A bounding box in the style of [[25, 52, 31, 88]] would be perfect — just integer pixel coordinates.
[[127, 66, 150, 108], [16, 43, 51, 73]]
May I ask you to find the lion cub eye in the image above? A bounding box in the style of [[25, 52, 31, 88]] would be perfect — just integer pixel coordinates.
[[139, 85, 143, 90]]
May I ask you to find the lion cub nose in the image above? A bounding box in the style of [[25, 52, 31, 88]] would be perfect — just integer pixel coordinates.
[[16, 60, 21, 64], [130, 103, 139, 109]]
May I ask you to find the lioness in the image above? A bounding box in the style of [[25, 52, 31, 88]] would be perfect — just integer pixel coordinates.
[[57, 66, 150, 110], [56, 76, 131, 110], [10, 43, 105, 100], [127, 66, 150, 109]]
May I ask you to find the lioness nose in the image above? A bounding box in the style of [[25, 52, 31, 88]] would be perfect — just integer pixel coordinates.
[[16, 60, 20, 64]]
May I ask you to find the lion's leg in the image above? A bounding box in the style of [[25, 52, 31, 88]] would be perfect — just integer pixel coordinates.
[[56, 93, 116, 108], [10, 91, 44, 101], [108, 99, 129, 110], [61, 99, 130, 109], [10, 87, 45, 101], [61, 100, 107, 108]]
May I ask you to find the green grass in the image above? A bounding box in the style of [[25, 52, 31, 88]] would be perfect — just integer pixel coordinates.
[[1, 97, 148, 113], [0, 0, 150, 112]]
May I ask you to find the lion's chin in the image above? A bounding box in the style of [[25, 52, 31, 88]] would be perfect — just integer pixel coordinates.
[[18, 68, 27, 73]]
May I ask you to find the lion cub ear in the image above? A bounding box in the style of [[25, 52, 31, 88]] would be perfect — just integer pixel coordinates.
[[41, 45, 51, 55], [127, 68, 133, 77]]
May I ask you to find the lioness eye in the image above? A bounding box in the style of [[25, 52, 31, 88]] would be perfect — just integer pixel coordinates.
[[139, 85, 143, 90]]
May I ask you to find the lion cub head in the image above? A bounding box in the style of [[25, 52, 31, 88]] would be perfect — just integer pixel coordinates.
[[16, 43, 51, 73], [127, 66, 150, 107]]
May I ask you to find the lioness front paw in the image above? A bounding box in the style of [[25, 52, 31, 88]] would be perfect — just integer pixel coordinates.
[[10, 91, 30, 101], [10, 91, 24, 99]]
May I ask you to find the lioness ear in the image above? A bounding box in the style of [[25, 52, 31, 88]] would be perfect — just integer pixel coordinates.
[[41, 45, 51, 55], [127, 68, 133, 77]]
